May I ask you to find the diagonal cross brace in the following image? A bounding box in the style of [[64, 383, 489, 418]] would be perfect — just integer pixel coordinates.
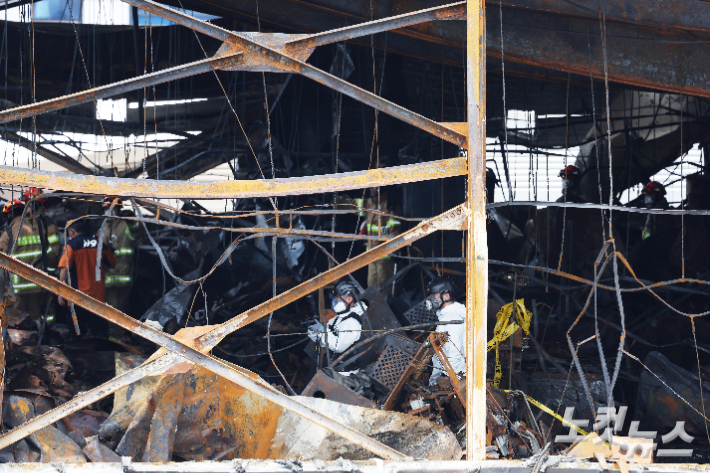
[[0, 252, 409, 460], [0, 54, 242, 125], [0, 1, 466, 147], [0, 204, 467, 456]]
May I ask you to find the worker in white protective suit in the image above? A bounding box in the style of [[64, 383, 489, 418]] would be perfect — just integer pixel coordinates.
[[308, 280, 368, 354], [426, 277, 467, 386]]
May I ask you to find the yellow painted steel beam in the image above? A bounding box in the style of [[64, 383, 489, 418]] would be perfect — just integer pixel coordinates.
[[466, 0, 488, 462], [0, 158, 467, 199]]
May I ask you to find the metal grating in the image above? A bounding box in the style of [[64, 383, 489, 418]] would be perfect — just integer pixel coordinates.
[[403, 299, 438, 325], [370, 343, 413, 390]]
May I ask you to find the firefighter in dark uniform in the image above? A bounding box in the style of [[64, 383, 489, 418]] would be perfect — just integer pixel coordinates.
[[22, 188, 61, 322], [0, 199, 56, 320], [352, 188, 402, 291], [101, 197, 138, 313]]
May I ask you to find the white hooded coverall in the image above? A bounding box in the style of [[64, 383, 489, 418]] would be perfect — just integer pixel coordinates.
[[430, 301, 467, 385]]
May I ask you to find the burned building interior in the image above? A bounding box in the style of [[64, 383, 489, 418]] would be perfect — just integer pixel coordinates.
[[1, 0, 710, 468]]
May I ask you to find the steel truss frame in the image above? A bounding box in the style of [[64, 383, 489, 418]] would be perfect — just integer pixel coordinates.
[[0, 0, 488, 462]]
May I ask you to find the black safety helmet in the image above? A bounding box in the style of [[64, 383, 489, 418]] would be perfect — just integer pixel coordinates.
[[334, 280, 358, 300], [427, 277, 455, 301]]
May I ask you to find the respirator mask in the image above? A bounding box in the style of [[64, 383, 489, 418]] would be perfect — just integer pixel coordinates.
[[643, 195, 654, 208], [332, 298, 348, 313], [424, 294, 443, 311]]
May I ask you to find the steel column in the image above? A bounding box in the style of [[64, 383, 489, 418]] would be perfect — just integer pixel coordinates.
[[466, 0, 488, 462]]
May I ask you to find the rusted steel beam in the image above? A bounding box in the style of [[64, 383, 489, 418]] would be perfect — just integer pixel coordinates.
[[123, 0, 466, 146], [292, 60, 465, 147], [497, 0, 710, 33], [124, 0, 232, 41], [1, 0, 466, 146], [0, 205, 466, 453], [466, 0, 488, 461], [489, 10, 710, 98], [124, 0, 464, 54], [283, 2, 465, 51], [1, 131, 94, 175], [0, 54, 242, 124], [0, 157, 466, 199], [0, 350, 278, 452], [0, 253, 408, 461]]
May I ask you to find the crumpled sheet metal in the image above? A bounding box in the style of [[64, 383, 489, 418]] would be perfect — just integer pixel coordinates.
[[104, 364, 460, 462], [98, 353, 157, 445], [301, 371, 377, 409], [4, 395, 86, 463], [107, 364, 289, 461], [6, 346, 74, 401], [268, 397, 461, 461]]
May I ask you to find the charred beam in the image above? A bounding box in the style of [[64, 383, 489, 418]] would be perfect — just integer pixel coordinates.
[[0, 131, 94, 175], [489, 10, 710, 98], [498, 0, 710, 33], [0, 54, 242, 125]]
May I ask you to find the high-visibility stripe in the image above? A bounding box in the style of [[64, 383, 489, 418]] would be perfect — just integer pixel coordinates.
[[16, 234, 59, 246], [115, 248, 134, 256], [366, 224, 400, 232], [12, 273, 39, 291], [106, 275, 133, 284], [355, 198, 365, 217], [14, 284, 39, 291], [124, 226, 134, 241], [16, 235, 41, 246], [13, 249, 42, 259], [12, 246, 53, 259]]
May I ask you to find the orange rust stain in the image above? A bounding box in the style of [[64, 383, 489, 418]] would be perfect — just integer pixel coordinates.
[[170, 365, 284, 461]]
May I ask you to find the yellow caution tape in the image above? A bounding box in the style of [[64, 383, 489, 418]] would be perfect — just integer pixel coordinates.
[[505, 390, 589, 438], [488, 299, 532, 387]]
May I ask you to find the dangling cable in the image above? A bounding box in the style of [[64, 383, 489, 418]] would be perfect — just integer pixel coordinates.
[[499, 0, 513, 202]]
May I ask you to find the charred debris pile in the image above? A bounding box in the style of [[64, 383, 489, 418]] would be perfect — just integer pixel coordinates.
[[0, 185, 708, 464]]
